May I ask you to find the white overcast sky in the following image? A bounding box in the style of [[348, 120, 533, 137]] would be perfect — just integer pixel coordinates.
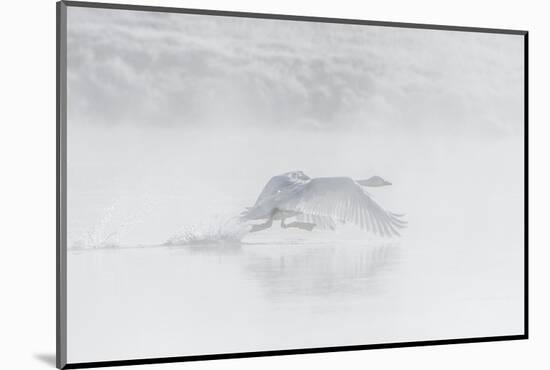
[[67, 6, 524, 136]]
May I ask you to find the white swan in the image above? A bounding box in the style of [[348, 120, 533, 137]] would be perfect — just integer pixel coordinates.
[[241, 171, 406, 237]]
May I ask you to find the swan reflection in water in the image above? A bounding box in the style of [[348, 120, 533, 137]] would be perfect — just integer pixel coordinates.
[[243, 240, 401, 298], [178, 239, 401, 299]]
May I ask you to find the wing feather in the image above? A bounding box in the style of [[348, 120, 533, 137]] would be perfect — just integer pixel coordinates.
[[279, 177, 406, 237]]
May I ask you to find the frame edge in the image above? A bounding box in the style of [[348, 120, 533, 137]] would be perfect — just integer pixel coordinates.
[[62, 335, 528, 369], [523, 31, 529, 339], [62, 0, 527, 35], [57, 1, 68, 369]]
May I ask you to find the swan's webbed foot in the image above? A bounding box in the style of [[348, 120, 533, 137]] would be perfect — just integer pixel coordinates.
[[281, 220, 316, 231], [249, 218, 273, 233]]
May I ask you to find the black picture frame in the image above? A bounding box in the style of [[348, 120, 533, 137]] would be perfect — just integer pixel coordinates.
[[56, 1, 529, 368]]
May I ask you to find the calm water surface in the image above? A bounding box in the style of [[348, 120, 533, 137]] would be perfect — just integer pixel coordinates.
[[68, 226, 523, 363]]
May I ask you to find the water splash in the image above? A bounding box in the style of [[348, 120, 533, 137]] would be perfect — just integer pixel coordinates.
[[69, 198, 152, 249], [164, 215, 251, 246]]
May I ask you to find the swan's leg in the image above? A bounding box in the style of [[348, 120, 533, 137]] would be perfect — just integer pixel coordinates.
[[249, 217, 273, 233]]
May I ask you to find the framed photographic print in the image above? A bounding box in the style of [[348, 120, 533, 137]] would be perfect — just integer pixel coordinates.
[[57, 1, 528, 368]]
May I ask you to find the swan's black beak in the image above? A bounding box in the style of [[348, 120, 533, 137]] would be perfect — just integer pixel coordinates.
[[357, 176, 392, 187]]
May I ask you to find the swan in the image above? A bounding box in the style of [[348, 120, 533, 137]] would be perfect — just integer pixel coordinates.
[[241, 171, 406, 237]]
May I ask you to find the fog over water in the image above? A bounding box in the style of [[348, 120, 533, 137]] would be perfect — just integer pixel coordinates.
[[66, 6, 524, 363]]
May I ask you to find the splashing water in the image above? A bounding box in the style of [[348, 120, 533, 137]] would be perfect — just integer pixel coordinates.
[[69, 198, 153, 249], [69, 205, 119, 249], [164, 215, 251, 246]]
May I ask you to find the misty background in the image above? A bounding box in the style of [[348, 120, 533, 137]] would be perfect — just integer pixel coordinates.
[[66, 6, 524, 364]]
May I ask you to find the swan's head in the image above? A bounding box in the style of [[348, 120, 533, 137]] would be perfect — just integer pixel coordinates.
[[358, 176, 392, 187], [284, 171, 311, 182]]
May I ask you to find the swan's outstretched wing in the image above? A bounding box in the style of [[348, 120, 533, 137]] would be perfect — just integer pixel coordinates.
[[280, 177, 406, 236]]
